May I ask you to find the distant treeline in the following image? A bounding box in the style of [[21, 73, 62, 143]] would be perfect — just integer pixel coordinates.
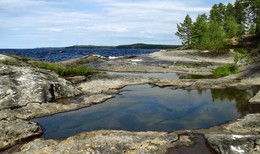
[[67, 44, 181, 49], [175, 0, 260, 49]]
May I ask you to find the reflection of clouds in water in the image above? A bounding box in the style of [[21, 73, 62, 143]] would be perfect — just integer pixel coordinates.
[[34, 84, 256, 139]]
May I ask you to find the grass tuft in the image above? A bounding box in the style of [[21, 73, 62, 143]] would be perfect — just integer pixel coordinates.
[[34, 62, 95, 77], [212, 64, 240, 78]]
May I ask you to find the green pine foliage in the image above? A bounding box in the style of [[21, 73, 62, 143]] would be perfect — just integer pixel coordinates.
[[175, 15, 193, 48], [176, 0, 259, 49], [191, 14, 209, 48]]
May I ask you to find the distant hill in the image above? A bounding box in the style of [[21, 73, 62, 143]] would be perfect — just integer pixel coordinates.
[[66, 45, 114, 49], [67, 44, 181, 49], [115, 43, 181, 49]]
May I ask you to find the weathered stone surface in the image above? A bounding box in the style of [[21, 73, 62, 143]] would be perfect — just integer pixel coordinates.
[[77, 76, 150, 94], [149, 50, 234, 64], [0, 119, 42, 150], [205, 134, 260, 154], [1, 51, 259, 153], [223, 114, 260, 134], [0, 54, 17, 62], [0, 64, 80, 110], [249, 91, 260, 104], [66, 76, 86, 84], [11, 94, 113, 119], [15, 131, 181, 154], [153, 78, 240, 89]]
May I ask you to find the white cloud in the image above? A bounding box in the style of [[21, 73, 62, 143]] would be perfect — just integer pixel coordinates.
[[0, 0, 229, 48]]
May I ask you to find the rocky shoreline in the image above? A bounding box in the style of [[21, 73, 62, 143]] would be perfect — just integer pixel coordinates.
[[0, 49, 259, 153]]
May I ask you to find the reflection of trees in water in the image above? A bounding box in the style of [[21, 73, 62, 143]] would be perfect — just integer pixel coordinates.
[[211, 86, 260, 114], [185, 89, 207, 96]]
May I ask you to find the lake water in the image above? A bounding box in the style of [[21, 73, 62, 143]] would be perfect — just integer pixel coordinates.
[[0, 48, 158, 62], [33, 84, 259, 139]]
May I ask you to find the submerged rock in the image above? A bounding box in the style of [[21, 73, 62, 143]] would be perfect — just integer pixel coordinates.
[[0, 64, 80, 110]]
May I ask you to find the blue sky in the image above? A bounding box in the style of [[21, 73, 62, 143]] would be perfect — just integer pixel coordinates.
[[0, 0, 235, 48]]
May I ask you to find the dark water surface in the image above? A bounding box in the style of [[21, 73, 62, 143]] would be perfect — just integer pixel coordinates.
[[0, 48, 158, 62], [33, 85, 259, 139]]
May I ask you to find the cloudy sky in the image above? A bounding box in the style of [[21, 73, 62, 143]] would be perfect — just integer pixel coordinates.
[[0, 0, 235, 48]]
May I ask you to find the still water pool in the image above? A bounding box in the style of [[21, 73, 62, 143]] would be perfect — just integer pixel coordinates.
[[33, 84, 259, 139]]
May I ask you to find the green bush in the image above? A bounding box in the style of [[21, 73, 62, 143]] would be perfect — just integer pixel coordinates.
[[234, 48, 249, 65], [34, 62, 95, 76], [212, 64, 240, 78]]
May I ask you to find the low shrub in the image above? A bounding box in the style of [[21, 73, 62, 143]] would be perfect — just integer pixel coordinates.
[[212, 64, 240, 78], [34, 62, 95, 76]]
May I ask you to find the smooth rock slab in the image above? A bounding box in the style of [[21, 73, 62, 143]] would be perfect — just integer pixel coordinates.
[[11, 94, 113, 120], [15, 131, 180, 154], [0, 119, 42, 150], [77, 76, 150, 94], [0, 64, 80, 110]]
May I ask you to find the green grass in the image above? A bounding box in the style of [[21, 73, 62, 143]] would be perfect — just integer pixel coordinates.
[[212, 64, 240, 78], [0, 60, 23, 66], [34, 62, 95, 77]]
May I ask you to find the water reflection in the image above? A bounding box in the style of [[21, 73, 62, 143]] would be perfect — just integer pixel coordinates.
[[211, 86, 260, 114], [33, 85, 259, 139]]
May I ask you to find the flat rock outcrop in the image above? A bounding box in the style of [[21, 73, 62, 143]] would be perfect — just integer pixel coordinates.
[[249, 91, 260, 104], [1, 52, 259, 153], [13, 131, 184, 154], [11, 94, 113, 120], [0, 64, 80, 110], [77, 76, 150, 94], [0, 118, 42, 151]]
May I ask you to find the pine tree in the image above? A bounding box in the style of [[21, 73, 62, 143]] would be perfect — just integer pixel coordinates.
[[209, 18, 226, 49], [225, 3, 236, 20], [191, 14, 209, 48], [234, 0, 247, 34], [225, 17, 240, 38], [224, 3, 240, 38], [175, 15, 193, 47], [209, 4, 227, 48]]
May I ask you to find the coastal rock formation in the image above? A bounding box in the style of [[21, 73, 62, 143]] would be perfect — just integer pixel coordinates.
[[14, 131, 184, 154], [11, 94, 113, 119], [205, 134, 260, 154], [77, 75, 150, 94], [0, 118, 42, 151], [249, 91, 260, 104], [0, 54, 17, 62], [0, 63, 80, 110], [222, 114, 260, 134], [0, 50, 259, 153], [203, 114, 260, 154]]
